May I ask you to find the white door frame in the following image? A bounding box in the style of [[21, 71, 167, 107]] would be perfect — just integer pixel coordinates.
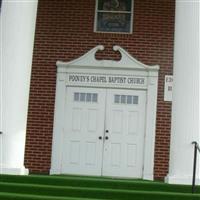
[[50, 45, 159, 180]]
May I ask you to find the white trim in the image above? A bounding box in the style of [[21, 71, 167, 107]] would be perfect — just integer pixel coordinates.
[[51, 45, 159, 180], [143, 76, 158, 180], [0, 164, 29, 175], [94, 0, 134, 34], [57, 45, 159, 72], [51, 73, 66, 174], [165, 175, 200, 185]]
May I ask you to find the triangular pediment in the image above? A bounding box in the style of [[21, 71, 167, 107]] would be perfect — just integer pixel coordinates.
[[57, 45, 159, 71]]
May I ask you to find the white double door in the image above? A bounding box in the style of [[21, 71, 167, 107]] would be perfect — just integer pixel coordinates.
[[61, 87, 146, 178]]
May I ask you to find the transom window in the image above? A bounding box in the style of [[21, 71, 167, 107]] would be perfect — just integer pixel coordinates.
[[95, 0, 133, 33], [114, 94, 138, 104], [74, 92, 98, 103]]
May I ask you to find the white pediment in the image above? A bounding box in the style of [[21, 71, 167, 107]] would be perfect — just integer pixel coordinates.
[[56, 45, 159, 71]]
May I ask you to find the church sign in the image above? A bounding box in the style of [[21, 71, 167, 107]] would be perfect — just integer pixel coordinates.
[[66, 73, 147, 89]]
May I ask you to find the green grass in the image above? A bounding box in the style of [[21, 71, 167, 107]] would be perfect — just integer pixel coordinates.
[[0, 174, 199, 200]]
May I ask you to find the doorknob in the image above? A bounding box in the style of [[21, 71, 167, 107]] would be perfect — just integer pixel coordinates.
[[105, 136, 109, 140], [105, 130, 109, 133], [98, 136, 102, 140]]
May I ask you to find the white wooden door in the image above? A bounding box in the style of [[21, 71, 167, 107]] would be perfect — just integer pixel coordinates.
[[61, 87, 146, 178], [102, 89, 146, 178], [61, 87, 106, 176]]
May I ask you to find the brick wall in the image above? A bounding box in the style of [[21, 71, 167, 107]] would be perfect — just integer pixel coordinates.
[[25, 0, 175, 180]]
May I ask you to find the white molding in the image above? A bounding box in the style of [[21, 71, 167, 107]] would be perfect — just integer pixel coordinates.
[[165, 175, 200, 185], [143, 174, 154, 181], [57, 45, 159, 72], [143, 76, 158, 181], [0, 165, 29, 175], [50, 73, 66, 174], [51, 45, 159, 180]]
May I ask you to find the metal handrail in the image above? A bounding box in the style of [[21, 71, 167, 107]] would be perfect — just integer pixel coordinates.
[[192, 141, 200, 193]]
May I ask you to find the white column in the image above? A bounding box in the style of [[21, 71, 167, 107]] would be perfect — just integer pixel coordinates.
[[0, 0, 38, 175], [165, 0, 200, 185]]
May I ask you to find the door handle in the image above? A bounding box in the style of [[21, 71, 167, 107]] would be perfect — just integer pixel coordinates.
[[98, 136, 102, 140], [105, 130, 109, 133], [105, 136, 109, 140]]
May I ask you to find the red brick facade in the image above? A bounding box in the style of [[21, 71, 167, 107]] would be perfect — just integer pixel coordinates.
[[25, 0, 175, 180]]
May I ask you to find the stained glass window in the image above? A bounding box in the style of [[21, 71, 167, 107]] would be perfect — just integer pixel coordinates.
[[95, 0, 133, 33]]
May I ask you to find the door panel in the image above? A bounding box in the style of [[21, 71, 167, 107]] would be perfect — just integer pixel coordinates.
[[61, 87, 146, 178], [61, 87, 106, 176], [102, 89, 146, 178]]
